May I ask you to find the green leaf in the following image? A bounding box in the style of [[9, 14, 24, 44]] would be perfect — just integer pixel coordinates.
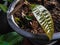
[[32, 5, 54, 40], [0, 4, 8, 12], [15, 17, 20, 24], [30, 4, 37, 9], [3, 0, 13, 3], [25, 15, 33, 20], [0, 32, 23, 45], [0, 41, 8, 45], [7, 0, 13, 3]]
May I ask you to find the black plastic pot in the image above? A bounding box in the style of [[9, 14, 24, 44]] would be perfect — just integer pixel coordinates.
[[7, 0, 60, 45]]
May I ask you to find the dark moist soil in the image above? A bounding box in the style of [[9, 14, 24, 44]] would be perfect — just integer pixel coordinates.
[[11, 0, 60, 35]]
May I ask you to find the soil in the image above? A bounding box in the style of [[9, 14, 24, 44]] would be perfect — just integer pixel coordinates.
[[11, 0, 60, 35]]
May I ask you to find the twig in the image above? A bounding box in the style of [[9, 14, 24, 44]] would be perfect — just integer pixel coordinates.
[[11, 0, 25, 15]]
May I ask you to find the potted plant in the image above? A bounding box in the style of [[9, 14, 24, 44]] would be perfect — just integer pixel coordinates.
[[7, 0, 60, 45]]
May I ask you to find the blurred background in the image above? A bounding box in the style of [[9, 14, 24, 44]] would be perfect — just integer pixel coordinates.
[[0, 0, 24, 45]]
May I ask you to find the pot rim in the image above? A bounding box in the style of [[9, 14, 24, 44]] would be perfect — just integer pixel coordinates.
[[7, 0, 60, 40]]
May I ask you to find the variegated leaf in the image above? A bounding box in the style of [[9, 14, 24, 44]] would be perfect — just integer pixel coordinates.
[[32, 5, 54, 40]]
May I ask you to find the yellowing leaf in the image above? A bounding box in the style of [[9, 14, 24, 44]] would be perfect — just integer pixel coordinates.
[[14, 17, 20, 24], [32, 5, 54, 40], [0, 4, 8, 12]]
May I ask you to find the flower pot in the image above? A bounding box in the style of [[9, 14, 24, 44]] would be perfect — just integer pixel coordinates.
[[7, 0, 60, 45]]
